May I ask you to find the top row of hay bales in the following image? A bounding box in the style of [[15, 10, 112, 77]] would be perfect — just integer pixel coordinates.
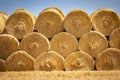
[[0, 7, 119, 39]]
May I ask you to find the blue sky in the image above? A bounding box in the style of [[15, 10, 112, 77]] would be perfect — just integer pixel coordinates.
[[0, 0, 120, 16]]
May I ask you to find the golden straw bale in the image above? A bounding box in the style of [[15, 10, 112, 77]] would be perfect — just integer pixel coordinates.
[[5, 50, 35, 71], [20, 32, 50, 58], [96, 48, 120, 70], [6, 8, 35, 39], [79, 31, 108, 58], [64, 9, 92, 38], [50, 32, 78, 58], [65, 51, 94, 71], [91, 8, 120, 36], [34, 51, 64, 71], [109, 28, 120, 50], [35, 7, 64, 38], [0, 34, 19, 59]]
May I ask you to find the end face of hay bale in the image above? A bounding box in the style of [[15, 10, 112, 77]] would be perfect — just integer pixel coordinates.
[[20, 32, 50, 58], [5, 9, 35, 39], [50, 32, 78, 58], [0, 34, 19, 59], [35, 7, 64, 38], [109, 28, 120, 50], [5, 50, 35, 71], [34, 51, 65, 71], [96, 48, 120, 70], [64, 9, 92, 38], [79, 31, 108, 58], [91, 8, 120, 36], [65, 51, 94, 71], [0, 12, 8, 34]]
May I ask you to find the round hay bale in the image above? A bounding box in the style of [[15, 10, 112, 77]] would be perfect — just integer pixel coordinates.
[[0, 11, 8, 34], [96, 48, 120, 70], [91, 8, 120, 36], [50, 32, 78, 58], [0, 58, 5, 71], [20, 32, 50, 58], [63, 9, 92, 38], [0, 34, 19, 59], [43, 7, 64, 17], [109, 28, 120, 50], [0, 11, 8, 20], [35, 7, 64, 38], [65, 51, 94, 71], [34, 51, 65, 71], [79, 31, 108, 58], [5, 8, 35, 39], [5, 50, 35, 71]]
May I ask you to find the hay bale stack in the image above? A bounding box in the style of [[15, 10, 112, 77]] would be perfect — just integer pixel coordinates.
[[5, 50, 35, 71], [0, 58, 5, 71], [65, 51, 94, 71], [35, 7, 64, 38], [91, 8, 120, 36], [5, 8, 35, 39], [50, 32, 78, 58], [0, 34, 19, 59], [96, 48, 120, 70], [34, 51, 65, 71], [20, 32, 50, 58], [109, 28, 120, 50], [0, 8, 120, 73], [63, 9, 92, 38]]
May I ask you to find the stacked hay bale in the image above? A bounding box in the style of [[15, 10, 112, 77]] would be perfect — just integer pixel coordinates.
[[35, 7, 64, 38], [0, 8, 120, 72], [5, 8, 35, 39], [63, 9, 92, 38], [34, 51, 65, 71], [5, 50, 35, 71], [0, 11, 8, 34]]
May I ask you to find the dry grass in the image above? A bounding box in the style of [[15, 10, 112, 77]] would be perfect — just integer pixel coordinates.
[[0, 71, 120, 80]]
